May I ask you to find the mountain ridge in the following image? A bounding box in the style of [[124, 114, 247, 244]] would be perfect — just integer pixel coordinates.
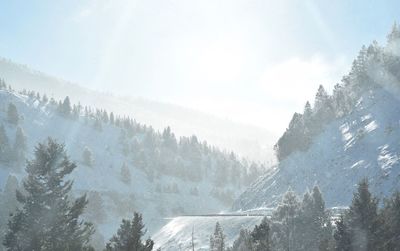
[[0, 57, 276, 163], [233, 24, 400, 211]]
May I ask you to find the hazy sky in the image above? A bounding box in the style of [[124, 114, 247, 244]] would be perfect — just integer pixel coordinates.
[[1, 0, 399, 134]]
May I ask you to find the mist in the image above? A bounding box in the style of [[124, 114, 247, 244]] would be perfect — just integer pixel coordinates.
[[3, 0, 395, 134], [2, 1, 400, 251]]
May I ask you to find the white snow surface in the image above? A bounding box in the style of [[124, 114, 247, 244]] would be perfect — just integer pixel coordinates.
[[152, 215, 264, 251], [0, 90, 243, 246], [233, 88, 400, 210]]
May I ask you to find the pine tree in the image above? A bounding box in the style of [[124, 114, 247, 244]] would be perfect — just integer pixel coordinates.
[[334, 215, 352, 251], [12, 126, 27, 163], [230, 229, 253, 251], [3, 138, 94, 251], [162, 126, 178, 152], [386, 22, 400, 56], [3, 175, 19, 208], [273, 188, 300, 251], [332, 84, 350, 117], [311, 186, 333, 250], [7, 103, 19, 125], [314, 85, 335, 124], [110, 112, 115, 125], [274, 188, 300, 221], [314, 85, 329, 112], [60, 96, 72, 117], [0, 124, 11, 162], [347, 178, 379, 251], [380, 191, 400, 250], [0, 78, 6, 89], [49, 97, 57, 107], [119, 129, 130, 156], [0, 175, 19, 235], [42, 94, 48, 104], [303, 101, 312, 120], [210, 222, 225, 251], [274, 112, 308, 161], [72, 104, 81, 120], [297, 191, 315, 251], [387, 22, 400, 44], [251, 217, 271, 251], [106, 212, 154, 251], [82, 146, 94, 167]]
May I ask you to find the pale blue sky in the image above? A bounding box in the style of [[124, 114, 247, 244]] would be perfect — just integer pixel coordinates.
[[0, 0, 399, 132]]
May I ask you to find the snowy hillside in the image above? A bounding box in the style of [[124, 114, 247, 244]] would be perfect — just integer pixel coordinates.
[[233, 26, 400, 211], [0, 58, 276, 163], [0, 86, 261, 249], [234, 88, 400, 210], [152, 215, 264, 250]]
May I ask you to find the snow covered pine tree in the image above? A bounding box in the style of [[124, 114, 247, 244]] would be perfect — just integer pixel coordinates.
[[3, 138, 94, 251]]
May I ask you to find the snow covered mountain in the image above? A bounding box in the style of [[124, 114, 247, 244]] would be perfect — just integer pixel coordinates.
[[0, 58, 276, 163], [0, 85, 262, 249], [233, 25, 400, 211]]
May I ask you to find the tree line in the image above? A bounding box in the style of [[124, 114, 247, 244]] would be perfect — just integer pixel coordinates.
[[210, 178, 400, 251], [275, 23, 400, 161], [0, 82, 264, 190], [3, 138, 400, 250], [0, 102, 27, 166]]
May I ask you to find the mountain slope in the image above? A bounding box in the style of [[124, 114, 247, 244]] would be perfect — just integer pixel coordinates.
[[233, 25, 400, 211], [0, 58, 276, 163], [234, 88, 400, 210], [0, 87, 261, 249]]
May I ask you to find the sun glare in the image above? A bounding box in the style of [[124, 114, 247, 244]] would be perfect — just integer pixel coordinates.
[[179, 38, 245, 84]]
